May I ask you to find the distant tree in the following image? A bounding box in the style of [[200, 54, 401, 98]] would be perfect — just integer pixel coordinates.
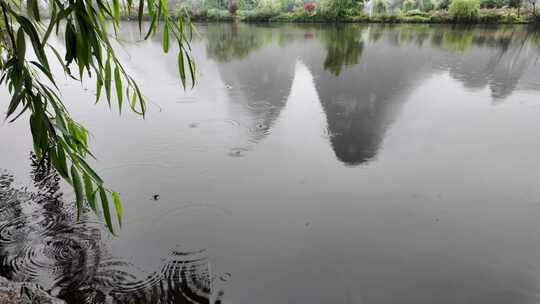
[[438, 0, 451, 10], [449, 0, 480, 21], [509, 0, 522, 15], [304, 1, 317, 12], [422, 0, 435, 11], [373, 0, 389, 13], [402, 0, 417, 12], [525, 0, 538, 19], [228, 1, 240, 13]]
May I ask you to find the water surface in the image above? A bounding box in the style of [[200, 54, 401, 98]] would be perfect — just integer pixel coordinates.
[[2, 23, 540, 303]]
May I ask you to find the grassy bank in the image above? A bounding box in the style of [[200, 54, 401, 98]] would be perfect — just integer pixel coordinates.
[[185, 8, 533, 23]]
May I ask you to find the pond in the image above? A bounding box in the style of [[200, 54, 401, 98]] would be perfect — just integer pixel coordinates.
[[2, 22, 540, 303]]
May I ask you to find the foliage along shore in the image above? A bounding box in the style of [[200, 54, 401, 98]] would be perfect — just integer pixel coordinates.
[[122, 7, 538, 24], [141, 0, 540, 24], [181, 8, 534, 23]]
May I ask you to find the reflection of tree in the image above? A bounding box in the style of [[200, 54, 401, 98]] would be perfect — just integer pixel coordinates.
[[302, 27, 432, 165], [320, 25, 365, 76], [206, 23, 540, 165], [441, 27, 475, 53], [368, 25, 385, 44], [0, 156, 217, 304], [205, 23, 266, 62]]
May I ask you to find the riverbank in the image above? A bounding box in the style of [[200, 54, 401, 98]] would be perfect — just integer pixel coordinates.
[[183, 8, 534, 23]]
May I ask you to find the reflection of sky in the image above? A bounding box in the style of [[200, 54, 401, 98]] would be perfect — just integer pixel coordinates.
[[1, 23, 540, 304]]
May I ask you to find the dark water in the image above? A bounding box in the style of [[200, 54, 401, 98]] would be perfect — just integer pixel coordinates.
[[2, 23, 540, 303]]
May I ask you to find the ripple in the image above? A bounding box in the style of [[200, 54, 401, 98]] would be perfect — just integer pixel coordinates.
[[188, 118, 242, 129], [0, 159, 223, 303], [107, 250, 212, 303], [245, 101, 277, 111]]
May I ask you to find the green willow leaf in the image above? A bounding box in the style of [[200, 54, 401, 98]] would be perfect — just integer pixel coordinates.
[[15, 28, 25, 66], [162, 21, 169, 53], [15, 15, 49, 69], [31, 0, 40, 21], [112, 192, 122, 228], [96, 75, 103, 103], [138, 0, 144, 31], [56, 144, 70, 180], [83, 172, 97, 212], [186, 54, 196, 89], [178, 50, 186, 88], [71, 165, 84, 221], [105, 57, 112, 105], [114, 65, 122, 112], [99, 186, 115, 234]]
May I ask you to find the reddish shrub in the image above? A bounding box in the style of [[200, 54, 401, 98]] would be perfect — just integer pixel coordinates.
[[304, 2, 317, 12], [228, 1, 239, 14]]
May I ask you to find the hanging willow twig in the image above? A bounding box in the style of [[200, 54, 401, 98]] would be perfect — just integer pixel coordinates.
[[0, 0, 196, 234]]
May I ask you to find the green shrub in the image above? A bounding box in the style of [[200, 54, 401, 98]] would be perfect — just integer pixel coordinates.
[[241, 9, 277, 21], [320, 0, 350, 18], [379, 12, 402, 22], [478, 10, 505, 22], [437, 0, 451, 9], [207, 8, 235, 20], [258, 0, 282, 14], [421, 0, 435, 11], [478, 10, 520, 22], [405, 8, 428, 16], [345, 3, 364, 16], [269, 13, 293, 20], [504, 11, 519, 22], [449, 0, 480, 21], [405, 15, 431, 21], [479, 0, 507, 8], [373, 0, 389, 13], [402, 0, 417, 12], [508, 0, 521, 8], [429, 10, 453, 22]]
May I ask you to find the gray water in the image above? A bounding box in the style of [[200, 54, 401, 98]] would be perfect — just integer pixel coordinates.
[[2, 23, 540, 303]]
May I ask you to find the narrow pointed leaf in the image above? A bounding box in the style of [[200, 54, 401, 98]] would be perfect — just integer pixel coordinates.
[[162, 22, 169, 53], [83, 173, 96, 212], [105, 57, 111, 105], [112, 192, 122, 228], [114, 66, 122, 112], [99, 186, 114, 234], [71, 165, 84, 221]]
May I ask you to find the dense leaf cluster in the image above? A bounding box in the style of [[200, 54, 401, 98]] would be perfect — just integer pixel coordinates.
[[0, 0, 195, 233]]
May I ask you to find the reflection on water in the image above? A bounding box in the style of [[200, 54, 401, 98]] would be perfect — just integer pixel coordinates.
[[2, 23, 540, 304], [0, 156, 217, 303], [204, 23, 540, 164]]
